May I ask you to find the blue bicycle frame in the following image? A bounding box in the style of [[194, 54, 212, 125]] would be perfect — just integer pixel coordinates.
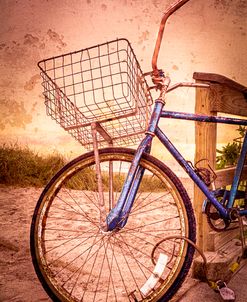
[[107, 98, 247, 231]]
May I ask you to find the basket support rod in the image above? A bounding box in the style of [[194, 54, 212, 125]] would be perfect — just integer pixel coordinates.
[[91, 122, 114, 229], [91, 123, 107, 230], [92, 123, 114, 209], [109, 153, 114, 210]]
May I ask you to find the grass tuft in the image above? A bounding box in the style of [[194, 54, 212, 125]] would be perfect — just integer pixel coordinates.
[[0, 143, 167, 192], [0, 143, 66, 187]]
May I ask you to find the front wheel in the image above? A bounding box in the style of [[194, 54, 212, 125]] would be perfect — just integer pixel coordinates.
[[30, 147, 196, 302]]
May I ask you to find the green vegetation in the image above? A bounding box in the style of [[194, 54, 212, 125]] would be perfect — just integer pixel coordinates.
[[0, 143, 166, 191], [65, 169, 165, 192], [216, 126, 246, 169], [216, 126, 247, 208], [0, 143, 66, 187]]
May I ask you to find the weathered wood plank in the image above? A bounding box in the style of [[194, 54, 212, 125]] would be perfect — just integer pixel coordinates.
[[215, 165, 247, 188], [210, 84, 247, 116], [193, 72, 247, 97], [207, 228, 240, 252]]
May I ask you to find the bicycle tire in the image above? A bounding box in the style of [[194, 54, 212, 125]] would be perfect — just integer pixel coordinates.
[[30, 147, 196, 302]]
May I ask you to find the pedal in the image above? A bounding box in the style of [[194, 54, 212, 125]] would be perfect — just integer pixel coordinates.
[[140, 253, 168, 297], [216, 280, 236, 302]]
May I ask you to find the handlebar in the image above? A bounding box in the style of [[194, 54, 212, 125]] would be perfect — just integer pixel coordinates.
[[152, 0, 190, 74]]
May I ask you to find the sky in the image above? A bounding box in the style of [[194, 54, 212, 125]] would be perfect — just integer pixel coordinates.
[[0, 0, 246, 166]]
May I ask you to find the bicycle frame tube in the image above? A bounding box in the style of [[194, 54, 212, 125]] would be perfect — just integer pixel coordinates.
[[228, 131, 247, 208], [155, 126, 229, 219], [161, 110, 247, 212], [240, 209, 247, 216], [161, 110, 247, 126]]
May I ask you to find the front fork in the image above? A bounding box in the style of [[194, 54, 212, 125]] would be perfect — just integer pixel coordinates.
[[106, 77, 170, 231], [106, 138, 151, 231], [106, 101, 166, 231]]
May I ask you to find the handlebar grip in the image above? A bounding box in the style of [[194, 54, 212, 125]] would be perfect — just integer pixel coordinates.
[[152, 0, 190, 73]]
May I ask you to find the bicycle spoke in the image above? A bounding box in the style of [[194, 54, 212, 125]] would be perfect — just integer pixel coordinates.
[[62, 230, 104, 298], [32, 150, 195, 301], [46, 231, 101, 268]]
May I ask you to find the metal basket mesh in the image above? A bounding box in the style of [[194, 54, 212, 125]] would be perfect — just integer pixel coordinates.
[[38, 38, 152, 149]]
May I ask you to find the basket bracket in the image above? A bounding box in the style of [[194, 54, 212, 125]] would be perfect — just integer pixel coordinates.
[[92, 122, 113, 144]]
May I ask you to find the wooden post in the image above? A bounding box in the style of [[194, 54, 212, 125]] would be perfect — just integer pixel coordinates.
[[193, 72, 247, 253], [194, 85, 217, 251]]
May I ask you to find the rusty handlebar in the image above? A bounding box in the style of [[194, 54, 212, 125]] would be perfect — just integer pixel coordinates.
[[152, 0, 190, 74]]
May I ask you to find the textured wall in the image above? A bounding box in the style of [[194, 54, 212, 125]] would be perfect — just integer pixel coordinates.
[[0, 0, 246, 161]]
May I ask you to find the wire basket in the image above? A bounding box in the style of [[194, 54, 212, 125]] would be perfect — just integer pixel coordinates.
[[38, 38, 153, 149]]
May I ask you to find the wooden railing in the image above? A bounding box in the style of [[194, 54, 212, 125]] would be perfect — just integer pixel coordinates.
[[193, 72, 247, 252]]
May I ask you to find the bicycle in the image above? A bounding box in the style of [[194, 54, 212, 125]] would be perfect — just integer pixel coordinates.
[[30, 0, 247, 301]]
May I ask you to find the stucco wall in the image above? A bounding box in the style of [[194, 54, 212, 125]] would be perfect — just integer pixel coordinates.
[[1, 0, 246, 162]]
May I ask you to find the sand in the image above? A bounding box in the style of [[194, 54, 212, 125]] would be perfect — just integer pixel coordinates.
[[0, 186, 51, 302], [0, 178, 193, 302]]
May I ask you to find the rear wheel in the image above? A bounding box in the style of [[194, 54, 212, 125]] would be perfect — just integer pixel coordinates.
[[30, 147, 196, 302]]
